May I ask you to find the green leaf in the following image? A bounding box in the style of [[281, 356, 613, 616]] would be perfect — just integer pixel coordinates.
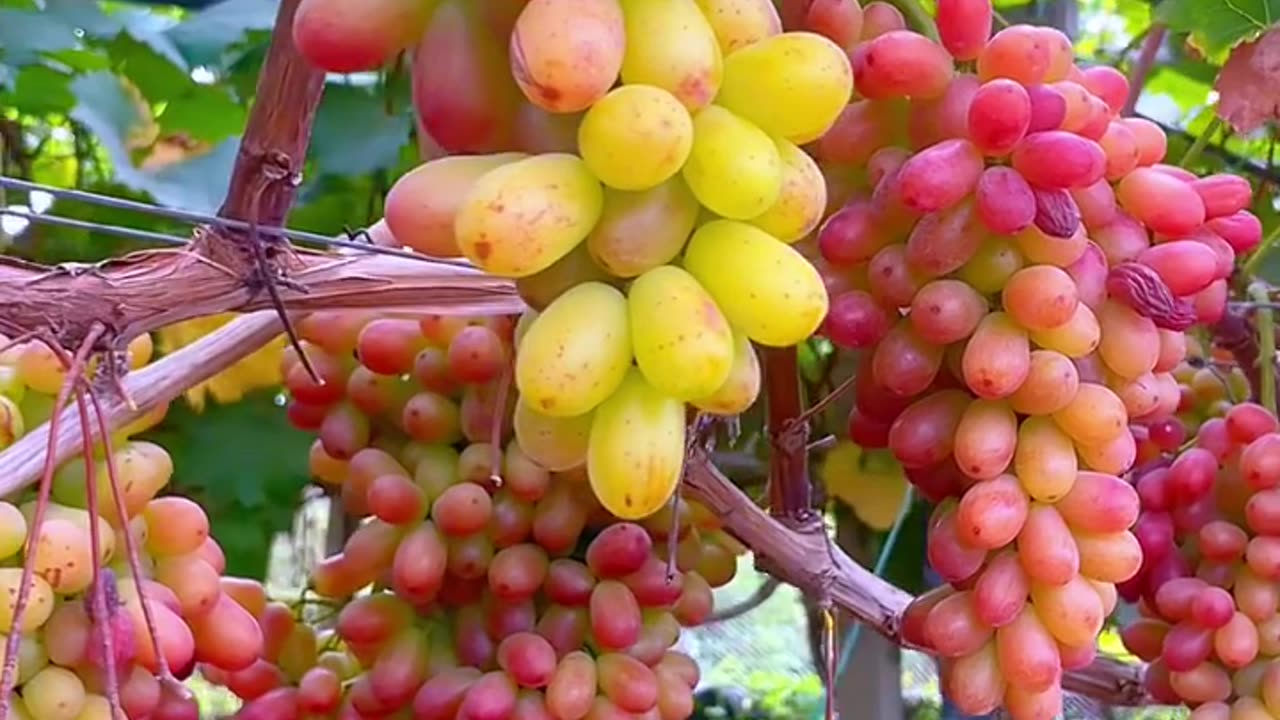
[[879, 499, 928, 595], [5, 64, 74, 115], [166, 0, 279, 68], [69, 71, 238, 214], [1155, 0, 1280, 57], [0, 8, 80, 65], [142, 392, 311, 579], [310, 84, 412, 176]]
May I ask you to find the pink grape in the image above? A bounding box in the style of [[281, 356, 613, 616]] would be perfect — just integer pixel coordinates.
[[967, 79, 1031, 155], [974, 166, 1035, 234], [1011, 131, 1106, 189]]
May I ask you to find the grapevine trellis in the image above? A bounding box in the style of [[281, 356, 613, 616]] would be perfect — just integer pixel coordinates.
[[0, 0, 1157, 710]]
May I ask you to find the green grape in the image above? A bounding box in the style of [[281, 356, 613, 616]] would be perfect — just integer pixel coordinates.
[[682, 105, 782, 219], [716, 30, 853, 143], [586, 177, 700, 278], [513, 399, 593, 471], [455, 153, 604, 278], [619, 0, 723, 110], [690, 329, 762, 415], [748, 137, 827, 243], [683, 220, 828, 347], [0, 502, 24, 561], [588, 369, 686, 520], [957, 237, 1025, 295], [628, 266, 735, 400], [578, 85, 693, 191], [516, 282, 632, 417]]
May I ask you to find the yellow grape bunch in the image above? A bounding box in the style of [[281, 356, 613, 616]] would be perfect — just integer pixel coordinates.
[[374, 0, 853, 522]]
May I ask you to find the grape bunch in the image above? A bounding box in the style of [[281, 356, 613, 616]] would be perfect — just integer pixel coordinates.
[[292, 0, 860, 523], [0, 333, 269, 720], [804, 0, 1260, 716], [1120, 401, 1280, 717], [213, 308, 741, 719]]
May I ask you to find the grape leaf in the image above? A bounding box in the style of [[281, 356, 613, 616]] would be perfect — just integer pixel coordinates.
[[0, 8, 80, 65], [310, 84, 413, 176], [166, 0, 278, 68], [1216, 27, 1280, 132], [1155, 0, 1280, 58]]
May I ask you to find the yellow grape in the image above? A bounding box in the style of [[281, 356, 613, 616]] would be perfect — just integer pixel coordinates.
[[1009, 350, 1079, 416], [957, 237, 1024, 295], [586, 178, 701, 278], [516, 282, 632, 417], [1052, 382, 1127, 446], [690, 329, 762, 415], [953, 400, 1017, 481], [16, 342, 65, 396], [748, 138, 827, 243], [1097, 300, 1159, 379], [28, 518, 95, 594], [382, 153, 526, 257], [0, 396, 22, 451], [694, 0, 781, 53], [0, 501, 25, 560], [1077, 425, 1137, 475], [578, 85, 694, 191], [1028, 303, 1100, 358], [587, 369, 686, 520], [683, 220, 827, 346], [72, 695, 110, 720], [629, 266, 735, 400], [1014, 415, 1077, 502], [1004, 684, 1063, 720], [716, 31, 853, 143], [1030, 576, 1105, 647], [1, 632, 47, 685], [619, 0, 723, 110], [22, 665, 85, 720], [513, 400, 592, 471], [514, 309, 539, 348], [455, 153, 604, 277], [681, 105, 782, 219], [961, 312, 1030, 400], [1074, 530, 1142, 583]]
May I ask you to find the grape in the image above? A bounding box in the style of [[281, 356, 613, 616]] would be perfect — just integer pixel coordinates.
[[618, 0, 722, 111], [546, 651, 597, 719], [851, 31, 954, 100], [683, 220, 828, 346], [816, 100, 905, 166], [936, 0, 993, 60], [412, 0, 520, 154], [1116, 167, 1207, 237], [628, 266, 734, 400], [383, 154, 526, 258], [694, 0, 780, 52], [1009, 350, 1079, 416], [953, 400, 1018, 480], [860, 2, 906, 38], [1119, 117, 1168, 166], [1098, 121, 1140, 180], [585, 178, 700, 279], [578, 85, 693, 191], [817, 199, 888, 267], [1004, 684, 1063, 720], [717, 31, 852, 144], [905, 200, 985, 277], [872, 321, 944, 398], [370, 628, 430, 706], [909, 280, 986, 344], [513, 101, 581, 153], [596, 653, 659, 712], [433, 483, 494, 536], [512, 401, 591, 473], [510, 0, 624, 113], [888, 390, 968, 469], [1096, 301, 1160, 381], [1008, 132, 1105, 191], [23, 665, 85, 720], [825, 291, 893, 349], [1023, 83, 1067, 134], [682, 106, 782, 219], [924, 591, 991, 657], [1079, 65, 1129, 114], [957, 237, 1025, 294], [587, 369, 685, 520], [455, 154, 605, 277], [292, 0, 429, 73], [1138, 240, 1220, 296], [976, 25, 1056, 84], [532, 484, 589, 554], [973, 551, 1029, 627], [590, 580, 643, 650], [968, 79, 1031, 155], [1018, 503, 1080, 585], [995, 606, 1062, 690], [586, 523, 652, 578], [907, 73, 978, 149], [457, 671, 518, 719], [1002, 265, 1078, 332], [1208, 210, 1264, 254], [1027, 303, 1100, 358], [690, 329, 762, 415], [1052, 382, 1127, 447], [749, 138, 828, 242], [516, 282, 631, 418], [1075, 531, 1142, 583], [447, 326, 508, 385], [1032, 575, 1105, 647], [154, 553, 220, 617], [897, 139, 984, 212], [963, 312, 1031, 399], [955, 474, 1028, 548], [927, 506, 987, 582], [804, 0, 863, 50]]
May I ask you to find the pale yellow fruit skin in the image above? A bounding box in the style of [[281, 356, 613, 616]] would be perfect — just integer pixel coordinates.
[[516, 282, 631, 417], [455, 153, 604, 278], [619, 0, 723, 111], [694, 0, 781, 53], [682, 105, 782, 219], [578, 85, 694, 191], [691, 329, 761, 415], [0, 501, 25, 561], [0, 568, 54, 632], [716, 31, 853, 144], [586, 177, 700, 278], [628, 266, 734, 400], [748, 137, 828, 243], [587, 369, 686, 520], [24, 666, 85, 720], [513, 398, 593, 471], [683, 220, 828, 346], [383, 153, 527, 257]]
